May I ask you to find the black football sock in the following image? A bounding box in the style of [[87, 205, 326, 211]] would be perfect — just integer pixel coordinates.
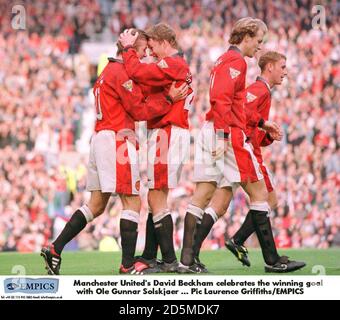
[[193, 208, 218, 259], [53, 206, 93, 255], [180, 214, 200, 266], [180, 204, 204, 266], [141, 212, 158, 260], [251, 209, 280, 265], [232, 211, 255, 245], [120, 210, 139, 269], [153, 210, 176, 264]]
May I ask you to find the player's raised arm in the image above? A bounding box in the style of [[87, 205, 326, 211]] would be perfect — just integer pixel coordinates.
[[119, 27, 188, 86], [122, 47, 173, 86]]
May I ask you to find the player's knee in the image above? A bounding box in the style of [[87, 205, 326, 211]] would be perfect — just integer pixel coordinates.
[[90, 203, 106, 217], [249, 181, 269, 203], [192, 189, 214, 209], [214, 204, 228, 217], [127, 201, 141, 213], [88, 192, 110, 217], [212, 189, 232, 216], [269, 199, 278, 210], [191, 195, 210, 210], [121, 196, 141, 212], [148, 190, 167, 212], [147, 192, 154, 206], [267, 191, 278, 210], [209, 198, 227, 217]]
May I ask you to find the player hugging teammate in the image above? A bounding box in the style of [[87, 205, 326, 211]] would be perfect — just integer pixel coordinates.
[[41, 27, 188, 275], [41, 18, 305, 275], [118, 23, 194, 274]]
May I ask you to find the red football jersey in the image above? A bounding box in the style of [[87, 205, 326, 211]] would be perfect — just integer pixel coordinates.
[[94, 58, 173, 133], [245, 76, 274, 149], [122, 48, 193, 129], [206, 46, 247, 134]]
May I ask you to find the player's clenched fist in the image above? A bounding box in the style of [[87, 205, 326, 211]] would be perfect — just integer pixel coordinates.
[[269, 130, 283, 141], [119, 29, 139, 48], [262, 120, 281, 137]]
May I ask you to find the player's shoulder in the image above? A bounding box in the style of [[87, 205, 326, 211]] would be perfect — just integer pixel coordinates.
[[107, 57, 125, 72], [228, 51, 246, 71], [247, 81, 262, 92], [105, 58, 129, 80], [220, 49, 245, 64], [162, 53, 189, 69], [214, 51, 246, 77], [98, 58, 136, 94], [246, 81, 269, 103]]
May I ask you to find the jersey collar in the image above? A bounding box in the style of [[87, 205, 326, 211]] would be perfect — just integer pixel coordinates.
[[170, 51, 184, 58], [256, 76, 271, 93], [228, 46, 242, 55], [108, 57, 123, 63]]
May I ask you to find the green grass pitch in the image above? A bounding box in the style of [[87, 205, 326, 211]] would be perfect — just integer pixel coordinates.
[[0, 249, 339, 275]]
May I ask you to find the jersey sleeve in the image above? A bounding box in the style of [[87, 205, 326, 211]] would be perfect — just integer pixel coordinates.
[[245, 94, 262, 127], [122, 48, 187, 86], [246, 88, 272, 129], [209, 60, 245, 135], [258, 131, 274, 146], [115, 77, 172, 121]]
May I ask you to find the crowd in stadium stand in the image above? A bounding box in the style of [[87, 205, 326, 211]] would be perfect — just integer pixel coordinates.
[[0, 0, 339, 253]]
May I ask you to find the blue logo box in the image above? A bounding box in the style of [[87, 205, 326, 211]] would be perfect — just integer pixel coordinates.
[[4, 278, 59, 294]]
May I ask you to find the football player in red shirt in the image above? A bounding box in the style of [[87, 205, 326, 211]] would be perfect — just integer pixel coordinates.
[[40, 29, 188, 275], [192, 51, 305, 273], [119, 24, 194, 273], [180, 18, 305, 273]]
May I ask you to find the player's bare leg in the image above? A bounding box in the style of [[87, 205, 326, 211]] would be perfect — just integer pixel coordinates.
[[54, 190, 111, 253], [268, 190, 278, 210], [209, 187, 233, 217], [41, 191, 111, 275], [179, 182, 217, 272], [118, 194, 142, 274], [191, 182, 217, 209], [148, 188, 169, 215]]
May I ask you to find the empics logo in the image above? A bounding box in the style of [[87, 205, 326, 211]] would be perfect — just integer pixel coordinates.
[[4, 278, 59, 294]]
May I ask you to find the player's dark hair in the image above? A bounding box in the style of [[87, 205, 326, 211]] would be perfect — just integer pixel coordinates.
[[116, 29, 149, 56]]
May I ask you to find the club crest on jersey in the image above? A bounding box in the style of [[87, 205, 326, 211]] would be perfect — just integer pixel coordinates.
[[246, 92, 257, 103], [229, 67, 241, 79], [157, 59, 168, 69], [122, 80, 133, 92]]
